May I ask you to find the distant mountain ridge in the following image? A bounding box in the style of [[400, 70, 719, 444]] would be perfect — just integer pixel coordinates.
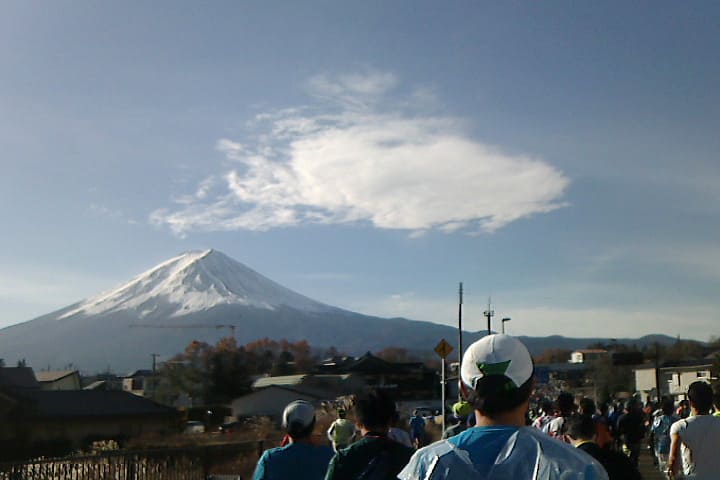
[[0, 250, 682, 372]]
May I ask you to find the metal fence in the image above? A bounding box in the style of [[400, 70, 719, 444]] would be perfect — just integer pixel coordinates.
[[0, 441, 262, 480]]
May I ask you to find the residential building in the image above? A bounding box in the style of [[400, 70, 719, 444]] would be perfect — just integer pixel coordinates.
[[0, 367, 40, 390], [634, 360, 715, 401], [231, 373, 366, 420], [315, 352, 435, 399], [122, 369, 154, 397], [0, 366, 178, 460], [35, 370, 81, 391]]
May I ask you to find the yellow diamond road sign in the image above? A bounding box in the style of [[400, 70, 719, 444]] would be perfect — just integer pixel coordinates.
[[434, 339, 454, 359]]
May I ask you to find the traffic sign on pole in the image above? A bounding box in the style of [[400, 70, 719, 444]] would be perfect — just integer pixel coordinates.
[[434, 339, 454, 359]]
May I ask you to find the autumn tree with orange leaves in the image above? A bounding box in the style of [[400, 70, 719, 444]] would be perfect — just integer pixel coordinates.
[[156, 337, 321, 405]]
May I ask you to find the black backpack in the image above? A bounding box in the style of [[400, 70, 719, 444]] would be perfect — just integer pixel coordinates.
[[357, 446, 395, 480]]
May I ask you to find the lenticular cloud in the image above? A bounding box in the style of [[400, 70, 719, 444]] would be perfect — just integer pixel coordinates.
[[151, 73, 569, 236]]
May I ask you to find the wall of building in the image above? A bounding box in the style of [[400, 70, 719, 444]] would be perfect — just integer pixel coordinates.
[[231, 388, 320, 419], [40, 374, 81, 391], [668, 370, 711, 396]]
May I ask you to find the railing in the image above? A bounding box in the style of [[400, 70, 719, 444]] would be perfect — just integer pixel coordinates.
[[0, 441, 264, 480]]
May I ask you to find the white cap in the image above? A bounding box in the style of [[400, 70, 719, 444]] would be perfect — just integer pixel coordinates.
[[460, 334, 533, 390], [282, 400, 316, 431]]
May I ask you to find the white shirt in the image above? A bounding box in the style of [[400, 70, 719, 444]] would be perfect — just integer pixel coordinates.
[[670, 414, 720, 479]]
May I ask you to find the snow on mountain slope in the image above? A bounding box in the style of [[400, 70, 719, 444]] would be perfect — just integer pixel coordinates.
[[60, 249, 336, 319]]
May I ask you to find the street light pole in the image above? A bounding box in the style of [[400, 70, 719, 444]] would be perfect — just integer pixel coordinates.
[[501, 317, 511, 334]]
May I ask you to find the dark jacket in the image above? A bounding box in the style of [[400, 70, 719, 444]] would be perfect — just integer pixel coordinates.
[[576, 441, 642, 480], [617, 410, 645, 444], [325, 433, 413, 480]]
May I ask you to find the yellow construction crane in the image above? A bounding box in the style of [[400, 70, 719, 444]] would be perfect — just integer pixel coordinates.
[[129, 323, 237, 339]]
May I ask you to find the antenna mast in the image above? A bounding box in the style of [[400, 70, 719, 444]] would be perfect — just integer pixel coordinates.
[[483, 297, 494, 335]]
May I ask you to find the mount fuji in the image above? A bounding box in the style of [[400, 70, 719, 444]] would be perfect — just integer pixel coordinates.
[[0, 250, 679, 373], [0, 250, 458, 372]]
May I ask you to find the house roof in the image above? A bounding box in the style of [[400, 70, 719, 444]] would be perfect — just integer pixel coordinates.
[[705, 351, 720, 361], [124, 369, 153, 378], [10, 390, 177, 418], [572, 349, 608, 354], [236, 384, 335, 403], [0, 367, 40, 389], [252, 374, 308, 389], [659, 360, 713, 369], [35, 370, 78, 383], [83, 380, 107, 390], [252, 374, 353, 390]]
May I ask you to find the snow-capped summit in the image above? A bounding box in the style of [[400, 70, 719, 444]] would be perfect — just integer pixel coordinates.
[[60, 249, 335, 319]]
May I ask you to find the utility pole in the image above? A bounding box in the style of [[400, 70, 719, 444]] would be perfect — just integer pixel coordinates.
[[458, 283, 463, 364], [483, 298, 494, 335], [151, 353, 160, 400], [654, 342, 661, 402], [458, 282, 463, 402]]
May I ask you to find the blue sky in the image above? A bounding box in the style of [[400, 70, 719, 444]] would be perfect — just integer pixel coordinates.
[[1, 1, 718, 340]]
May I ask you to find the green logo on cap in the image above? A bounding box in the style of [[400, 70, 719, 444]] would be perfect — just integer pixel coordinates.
[[476, 360, 511, 376]]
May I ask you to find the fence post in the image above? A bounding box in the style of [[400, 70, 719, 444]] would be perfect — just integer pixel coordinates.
[[125, 453, 136, 480], [202, 446, 211, 479]]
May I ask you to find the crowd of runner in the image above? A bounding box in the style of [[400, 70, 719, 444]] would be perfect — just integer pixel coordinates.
[[253, 334, 720, 480]]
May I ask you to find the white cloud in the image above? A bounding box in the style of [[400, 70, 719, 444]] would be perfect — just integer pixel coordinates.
[[307, 70, 398, 108], [152, 71, 569, 236]]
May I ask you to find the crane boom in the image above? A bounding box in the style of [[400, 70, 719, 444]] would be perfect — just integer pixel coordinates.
[[129, 323, 237, 338]]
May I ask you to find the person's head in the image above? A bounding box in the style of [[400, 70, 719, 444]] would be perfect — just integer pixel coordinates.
[[662, 398, 675, 416], [541, 400, 554, 416], [337, 408, 346, 419], [579, 398, 596, 417], [566, 415, 596, 446], [352, 389, 395, 432], [390, 410, 402, 426], [687, 381, 713, 415], [282, 400, 316, 440], [452, 401, 472, 420], [625, 397, 639, 413], [556, 392, 575, 416], [460, 334, 534, 420]]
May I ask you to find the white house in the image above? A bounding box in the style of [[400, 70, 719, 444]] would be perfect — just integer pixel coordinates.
[[231, 385, 325, 420], [635, 361, 714, 401], [569, 349, 608, 364]]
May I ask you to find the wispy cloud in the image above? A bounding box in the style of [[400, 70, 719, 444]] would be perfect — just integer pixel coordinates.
[[87, 204, 138, 225], [290, 272, 355, 281], [151, 71, 569, 236]]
